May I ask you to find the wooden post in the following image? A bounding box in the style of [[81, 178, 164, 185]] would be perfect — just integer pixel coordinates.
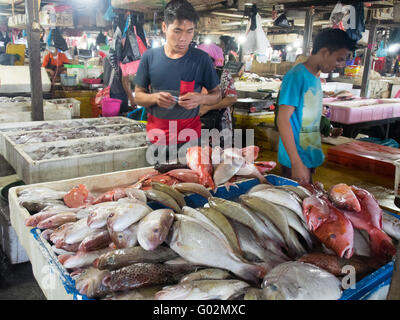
[[25, 0, 44, 121], [303, 8, 314, 56], [360, 24, 377, 98]]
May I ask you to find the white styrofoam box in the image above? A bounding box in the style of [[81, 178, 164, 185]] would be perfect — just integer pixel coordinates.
[[322, 82, 354, 93], [0, 205, 29, 264], [8, 166, 156, 298], [43, 107, 72, 121], [67, 66, 103, 83], [45, 98, 81, 118], [12, 132, 149, 184], [0, 66, 51, 93], [0, 112, 32, 123], [328, 101, 400, 124]]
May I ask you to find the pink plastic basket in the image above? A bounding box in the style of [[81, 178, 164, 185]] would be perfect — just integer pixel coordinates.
[[101, 98, 121, 117]]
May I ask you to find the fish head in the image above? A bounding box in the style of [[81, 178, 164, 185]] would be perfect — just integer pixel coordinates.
[[302, 196, 330, 231], [329, 184, 361, 212], [261, 284, 287, 300]]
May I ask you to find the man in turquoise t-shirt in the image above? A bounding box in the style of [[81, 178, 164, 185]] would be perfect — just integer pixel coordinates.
[[276, 28, 355, 184]]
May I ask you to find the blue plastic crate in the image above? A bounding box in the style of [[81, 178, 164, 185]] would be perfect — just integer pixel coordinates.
[[28, 174, 397, 300]]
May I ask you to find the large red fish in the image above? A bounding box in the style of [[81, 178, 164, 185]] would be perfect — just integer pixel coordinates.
[[328, 183, 361, 212], [303, 196, 354, 259], [341, 186, 396, 261], [186, 146, 215, 190]]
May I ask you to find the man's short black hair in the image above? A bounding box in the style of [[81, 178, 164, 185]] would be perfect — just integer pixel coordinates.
[[312, 28, 356, 55], [164, 0, 199, 26]]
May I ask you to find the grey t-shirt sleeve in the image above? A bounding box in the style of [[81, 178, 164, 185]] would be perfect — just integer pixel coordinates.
[[134, 51, 150, 90]]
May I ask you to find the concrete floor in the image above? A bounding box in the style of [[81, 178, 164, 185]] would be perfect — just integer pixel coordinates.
[[0, 248, 45, 300]]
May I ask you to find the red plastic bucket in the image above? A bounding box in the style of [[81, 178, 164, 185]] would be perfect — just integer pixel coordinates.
[[101, 98, 121, 117]]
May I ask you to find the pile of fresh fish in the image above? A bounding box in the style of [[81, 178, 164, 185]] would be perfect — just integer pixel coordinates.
[[302, 183, 397, 263], [0, 118, 134, 133], [135, 146, 276, 192], [26, 137, 148, 161], [8, 124, 145, 144], [19, 170, 399, 300]]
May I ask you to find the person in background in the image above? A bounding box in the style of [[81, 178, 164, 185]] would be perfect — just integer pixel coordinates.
[[102, 56, 130, 114], [134, 0, 221, 161], [276, 28, 355, 184], [42, 46, 70, 77], [197, 43, 237, 146]]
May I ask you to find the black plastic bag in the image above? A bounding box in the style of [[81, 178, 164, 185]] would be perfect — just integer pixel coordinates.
[[51, 28, 68, 52]]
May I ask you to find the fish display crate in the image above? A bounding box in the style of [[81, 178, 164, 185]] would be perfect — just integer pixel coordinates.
[[44, 98, 81, 118], [11, 133, 148, 185], [0, 117, 146, 182], [8, 170, 398, 300], [0, 123, 146, 167]]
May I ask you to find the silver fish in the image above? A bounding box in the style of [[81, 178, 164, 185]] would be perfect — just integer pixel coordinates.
[[261, 261, 342, 300], [213, 155, 244, 186], [145, 189, 182, 213], [182, 206, 232, 246], [64, 217, 93, 245], [124, 187, 147, 204], [137, 209, 175, 251], [155, 280, 250, 300], [231, 221, 289, 271], [353, 229, 371, 257], [62, 248, 112, 269], [276, 185, 312, 201], [151, 182, 186, 208], [95, 246, 179, 270], [179, 268, 231, 283], [102, 287, 162, 300], [240, 195, 307, 257], [106, 202, 151, 232], [249, 188, 304, 221], [382, 211, 400, 241], [173, 183, 212, 199], [208, 197, 287, 259], [36, 212, 77, 229], [108, 222, 139, 249], [166, 214, 266, 285]]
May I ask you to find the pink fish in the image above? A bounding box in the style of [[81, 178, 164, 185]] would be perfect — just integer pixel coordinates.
[[166, 169, 200, 184], [341, 186, 396, 261], [64, 184, 92, 208], [186, 146, 215, 190], [303, 196, 330, 231], [254, 161, 277, 174], [91, 188, 127, 205], [37, 212, 77, 229], [241, 146, 260, 162], [78, 229, 111, 252], [303, 196, 354, 259], [329, 183, 361, 212], [62, 248, 111, 269]]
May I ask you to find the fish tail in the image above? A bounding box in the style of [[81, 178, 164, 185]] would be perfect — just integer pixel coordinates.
[[235, 263, 267, 286], [369, 227, 396, 260]]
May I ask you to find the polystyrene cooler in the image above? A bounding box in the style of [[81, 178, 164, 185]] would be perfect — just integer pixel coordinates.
[[325, 99, 400, 124]]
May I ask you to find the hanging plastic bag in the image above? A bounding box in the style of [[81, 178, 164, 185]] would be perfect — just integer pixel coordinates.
[[376, 40, 388, 57], [242, 13, 271, 56], [330, 2, 345, 25], [51, 28, 68, 51]]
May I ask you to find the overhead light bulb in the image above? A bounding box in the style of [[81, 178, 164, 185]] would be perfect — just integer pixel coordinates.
[[204, 37, 212, 45], [152, 40, 160, 48], [238, 35, 246, 44], [287, 45, 292, 51]]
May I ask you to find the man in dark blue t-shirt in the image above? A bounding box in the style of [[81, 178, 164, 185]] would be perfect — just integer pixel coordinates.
[[135, 0, 221, 156]]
